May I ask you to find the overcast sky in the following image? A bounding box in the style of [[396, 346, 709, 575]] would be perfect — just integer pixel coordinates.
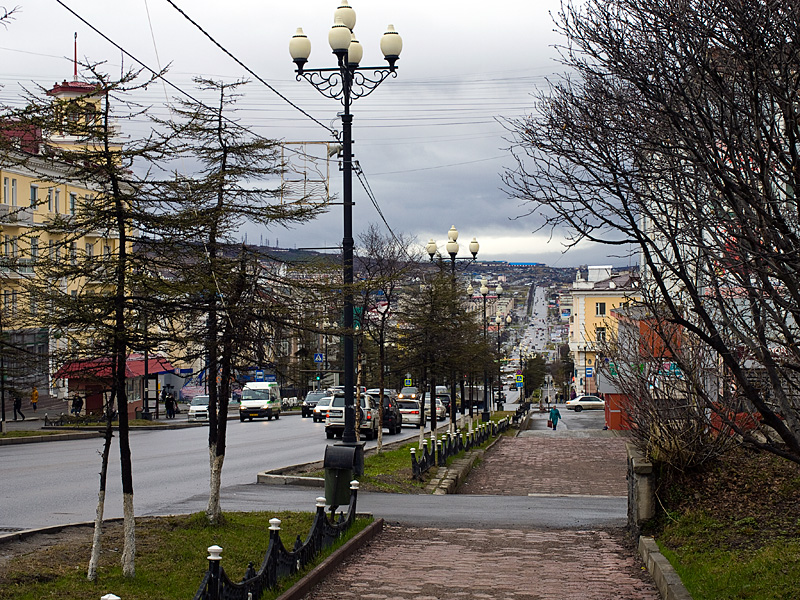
[[0, 0, 634, 268]]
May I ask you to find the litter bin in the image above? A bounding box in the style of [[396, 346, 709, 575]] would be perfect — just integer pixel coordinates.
[[324, 445, 356, 508]]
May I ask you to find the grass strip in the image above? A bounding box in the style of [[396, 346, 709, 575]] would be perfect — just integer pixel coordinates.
[[0, 512, 370, 600]]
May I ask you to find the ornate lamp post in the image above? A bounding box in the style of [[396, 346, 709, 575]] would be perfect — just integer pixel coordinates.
[[426, 227, 479, 429], [479, 278, 490, 421], [290, 1, 402, 445]]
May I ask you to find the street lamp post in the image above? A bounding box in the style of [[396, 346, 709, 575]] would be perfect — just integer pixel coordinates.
[[479, 278, 490, 422], [290, 1, 402, 445], [426, 227, 479, 430]]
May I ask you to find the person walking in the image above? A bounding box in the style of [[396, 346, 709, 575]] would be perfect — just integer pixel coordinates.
[[30, 386, 39, 412], [549, 404, 562, 431], [13, 394, 25, 421]]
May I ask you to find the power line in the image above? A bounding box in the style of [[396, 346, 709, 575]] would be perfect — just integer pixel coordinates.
[[162, 0, 335, 138]]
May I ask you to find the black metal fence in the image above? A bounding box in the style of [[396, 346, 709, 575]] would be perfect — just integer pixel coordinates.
[[411, 418, 511, 480], [192, 482, 360, 600]]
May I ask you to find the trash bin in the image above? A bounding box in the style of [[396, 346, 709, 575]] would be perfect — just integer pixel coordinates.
[[324, 445, 356, 508], [135, 408, 142, 420]]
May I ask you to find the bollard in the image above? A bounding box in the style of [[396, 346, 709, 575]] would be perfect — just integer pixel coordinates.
[[101, 595, 121, 600], [207, 545, 223, 600]]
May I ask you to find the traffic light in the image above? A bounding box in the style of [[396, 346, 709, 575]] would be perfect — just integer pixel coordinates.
[[316, 373, 321, 381]]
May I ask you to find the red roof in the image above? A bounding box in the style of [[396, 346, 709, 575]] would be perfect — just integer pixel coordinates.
[[54, 354, 174, 381]]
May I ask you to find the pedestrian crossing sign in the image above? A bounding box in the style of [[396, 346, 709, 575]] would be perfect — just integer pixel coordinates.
[[404, 378, 412, 387]]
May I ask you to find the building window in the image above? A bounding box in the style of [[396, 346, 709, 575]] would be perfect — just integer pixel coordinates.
[[2, 177, 7, 204], [30, 294, 37, 316], [69, 192, 77, 215], [47, 188, 53, 211], [30, 237, 39, 260], [103, 244, 111, 258], [11, 290, 17, 314], [596, 327, 606, 343], [55, 189, 60, 213], [70, 242, 77, 265], [85, 242, 94, 259], [11, 179, 17, 206], [30, 184, 38, 207], [596, 302, 606, 317]]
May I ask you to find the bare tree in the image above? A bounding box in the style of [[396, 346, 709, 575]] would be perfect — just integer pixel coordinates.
[[504, 0, 800, 464], [355, 224, 417, 451]]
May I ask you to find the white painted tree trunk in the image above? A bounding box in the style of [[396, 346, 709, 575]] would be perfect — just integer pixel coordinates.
[[207, 449, 224, 524], [121, 493, 135, 577], [87, 490, 105, 581]]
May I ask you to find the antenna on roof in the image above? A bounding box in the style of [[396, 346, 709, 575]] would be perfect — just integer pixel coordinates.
[[73, 32, 78, 81]]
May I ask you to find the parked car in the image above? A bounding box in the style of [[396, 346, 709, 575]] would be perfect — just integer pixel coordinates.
[[302, 390, 328, 418], [436, 393, 452, 412], [367, 389, 403, 434], [398, 399, 425, 428], [565, 395, 605, 412], [324, 393, 380, 440], [312, 396, 332, 422], [398, 386, 419, 400], [187, 395, 210, 423]]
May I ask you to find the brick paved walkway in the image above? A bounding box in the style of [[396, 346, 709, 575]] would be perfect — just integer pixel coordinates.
[[458, 434, 629, 497], [302, 525, 660, 600]]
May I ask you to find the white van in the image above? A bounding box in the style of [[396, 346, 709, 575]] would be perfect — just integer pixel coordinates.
[[239, 381, 281, 422]]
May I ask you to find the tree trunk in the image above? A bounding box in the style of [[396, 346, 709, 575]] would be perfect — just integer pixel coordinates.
[[87, 393, 114, 581], [207, 449, 224, 523]]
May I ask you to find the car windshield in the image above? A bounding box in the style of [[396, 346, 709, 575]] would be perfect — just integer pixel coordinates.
[[305, 392, 326, 402], [242, 388, 277, 401], [315, 397, 332, 408], [191, 396, 209, 406], [400, 387, 417, 395]]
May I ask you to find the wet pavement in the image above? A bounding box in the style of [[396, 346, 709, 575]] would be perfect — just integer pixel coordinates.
[[298, 407, 659, 600]]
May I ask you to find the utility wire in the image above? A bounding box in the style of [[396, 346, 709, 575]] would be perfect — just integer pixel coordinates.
[[163, 0, 335, 138]]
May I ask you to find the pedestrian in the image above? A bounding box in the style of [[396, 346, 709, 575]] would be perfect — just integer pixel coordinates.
[[71, 394, 82, 416], [165, 394, 175, 419], [549, 404, 562, 431], [13, 394, 25, 421], [30, 386, 39, 412]]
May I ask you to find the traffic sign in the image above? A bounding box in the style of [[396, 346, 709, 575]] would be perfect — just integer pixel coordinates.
[[585, 366, 593, 378], [314, 353, 324, 363], [255, 369, 264, 382], [515, 374, 524, 383], [404, 378, 413, 387]]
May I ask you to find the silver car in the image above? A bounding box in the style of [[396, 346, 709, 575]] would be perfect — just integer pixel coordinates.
[[187, 395, 210, 423], [565, 395, 605, 412], [398, 399, 425, 428], [312, 396, 333, 422]]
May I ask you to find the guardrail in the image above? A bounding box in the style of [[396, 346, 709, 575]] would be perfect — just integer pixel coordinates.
[[411, 418, 511, 480], [192, 482, 360, 600]]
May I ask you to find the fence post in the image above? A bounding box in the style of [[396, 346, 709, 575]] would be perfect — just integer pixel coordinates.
[[207, 545, 223, 600], [411, 447, 418, 479]]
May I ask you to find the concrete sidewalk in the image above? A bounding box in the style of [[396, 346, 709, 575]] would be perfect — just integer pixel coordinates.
[[296, 417, 661, 600]]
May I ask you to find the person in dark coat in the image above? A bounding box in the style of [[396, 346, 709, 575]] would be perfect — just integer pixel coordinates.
[[13, 395, 25, 420]]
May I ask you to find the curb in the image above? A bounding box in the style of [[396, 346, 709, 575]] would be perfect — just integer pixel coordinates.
[[638, 536, 693, 600], [0, 518, 123, 546], [0, 431, 104, 446], [275, 518, 384, 600]]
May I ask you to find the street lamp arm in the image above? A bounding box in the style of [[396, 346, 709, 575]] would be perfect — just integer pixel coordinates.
[[296, 66, 398, 104]]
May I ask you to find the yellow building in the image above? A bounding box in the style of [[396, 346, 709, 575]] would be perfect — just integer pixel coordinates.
[[568, 266, 639, 396], [0, 79, 123, 397]]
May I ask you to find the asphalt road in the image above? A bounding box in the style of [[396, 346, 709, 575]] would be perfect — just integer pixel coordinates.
[[0, 414, 424, 532], [0, 398, 626, 534]]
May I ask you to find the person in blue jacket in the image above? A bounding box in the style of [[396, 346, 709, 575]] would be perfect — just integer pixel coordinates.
[[549, 405, 562, 430]]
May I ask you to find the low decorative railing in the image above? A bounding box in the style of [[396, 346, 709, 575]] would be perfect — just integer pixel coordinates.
[[411, 418, 511, 480], [192, 482, 360, 600]]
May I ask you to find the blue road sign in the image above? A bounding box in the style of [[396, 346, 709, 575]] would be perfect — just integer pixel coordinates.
[[585, 366, 593, 378], [314, 353, 324, 363]]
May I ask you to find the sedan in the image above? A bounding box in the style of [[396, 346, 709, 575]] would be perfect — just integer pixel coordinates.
[[398, 399, 426, 428], [565, 395, 605, 412], [312, 396, 333, 422]]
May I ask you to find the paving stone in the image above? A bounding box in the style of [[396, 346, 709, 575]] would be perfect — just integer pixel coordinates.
[[301, 525, 659, 600]]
